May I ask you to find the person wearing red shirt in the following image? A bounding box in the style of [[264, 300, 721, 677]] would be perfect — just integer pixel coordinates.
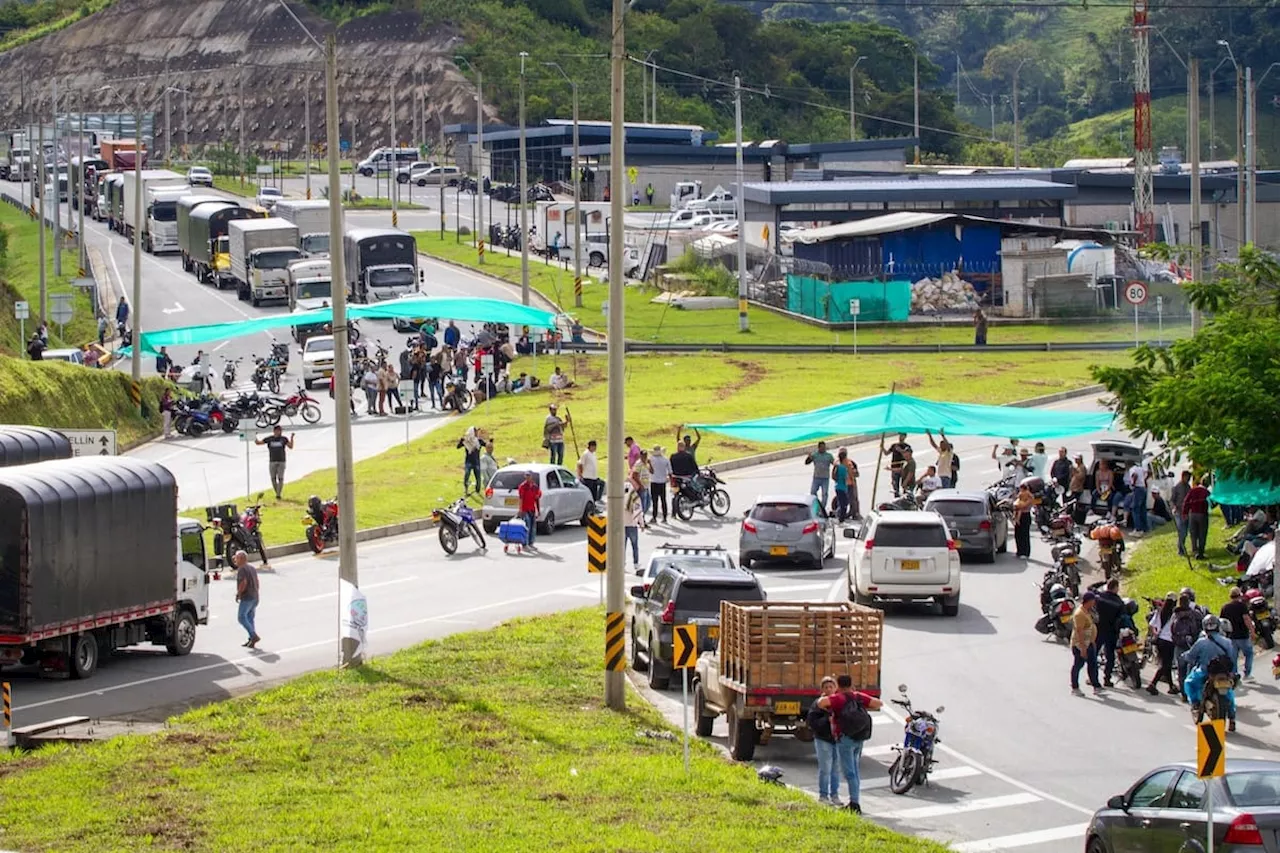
[[816, 674, 882, 812], [517, 471, 542, 550], [1182, 476, 1212, 559]]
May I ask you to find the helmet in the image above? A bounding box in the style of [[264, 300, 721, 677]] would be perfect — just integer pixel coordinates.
[[1049, 583, 1068, 601], [307, 495, 322, 513], [1181, 586, 1197, 602], [1124, 597, 1139, 615], [1202, 613, 1221, 633]]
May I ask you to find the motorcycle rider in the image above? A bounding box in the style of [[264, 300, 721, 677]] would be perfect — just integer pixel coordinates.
[[1181, 614, 1238, 731], [669, 439, 699, 496]]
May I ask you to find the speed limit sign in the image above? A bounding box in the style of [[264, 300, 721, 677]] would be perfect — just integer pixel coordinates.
[[1124, 280, 1149, 305]]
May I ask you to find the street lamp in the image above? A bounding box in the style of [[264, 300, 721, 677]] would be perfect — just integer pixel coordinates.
[[519, 50, 530, 306], [545, 62, 581, 308], [1209, 56, 1231, 160], [1218, 40, 1246, 247], [455, 55, 485, 264], [849, 55, 866, 140]]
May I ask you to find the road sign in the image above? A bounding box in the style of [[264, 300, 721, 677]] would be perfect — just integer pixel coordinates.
[[256, 164, 274, 176], [50, 292, 73, 325], [673, 624, 698, 669], [60, 429, 116, 457], [1197, 719, 1225, 778], [13, 301, 28, 320], [1124, 280, 1149, 306], [849, 299, 861, 317], [586, 515, 606, 573]]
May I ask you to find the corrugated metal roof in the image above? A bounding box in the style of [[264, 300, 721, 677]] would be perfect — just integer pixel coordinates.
[[1063, 157, 1134, 169], [792, 212, 952, 243], [744, 176, 1076, 205]]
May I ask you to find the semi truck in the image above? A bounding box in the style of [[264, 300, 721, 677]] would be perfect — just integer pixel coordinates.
[[0, 457, 210, 680], [187, 202, 259, 288], [273, 199, 331, 258], [3, 131, 32, 181], [99, 138, 147, 172], [344, 227, 421, 303], [229, 218, 302, 306], [121, 169, 185, 250]]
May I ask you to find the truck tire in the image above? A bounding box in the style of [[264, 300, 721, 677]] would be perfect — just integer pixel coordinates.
[[167, 610, 197, 656], [69, 632, 99, 680], [693, 681, 715, 736], [726, 705, 757, 761]]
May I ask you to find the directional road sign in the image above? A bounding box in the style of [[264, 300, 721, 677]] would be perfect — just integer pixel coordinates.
[[59, 428, 117, 457], [1124, 280, 1149, 306], [1197, 719, 1225, 778], [13, 301, 28, 320], [673, 624, 698, 670], [50, 292, 73, 325]]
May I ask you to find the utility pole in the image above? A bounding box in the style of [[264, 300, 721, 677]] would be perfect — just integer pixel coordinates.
[[734, 75, 747, 332], [164, 59, 171, 164], [1245, 67, 1255, 247], [1189, 57, 1202, 332], [238, 65, 245, 187], [913, 52, 921, 165], [1132, 0, 1154, 242], [519, 51, 530, 306], [131, 98, 143, 394], [183, 88, 189, 159], [78, 95, 85, 274], [389, 75, 398, 230], [651, 62, 657, 125], [51, 78, 61, 278], [37, 118, 46, 325], [1236, 68, 1244, 246], [849, 57, 864, 139], [1012, 59, 1028, 169], [605, 0, 626, 712], [304, 74, 311, 200], [476, 68, 484, 264], [546, 62, 579, 304]]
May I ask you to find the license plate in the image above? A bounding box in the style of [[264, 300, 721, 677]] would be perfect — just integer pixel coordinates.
[[1121, 643, 1139, 654], [504, 497, 519, 507], [769, 545, 788, 556], [900, 559, 920, 570], [321, 370, 332, 378], [1258, 610, 1271, 621], [1060, 614, 1072, 623], [1063, 556, 1078, 564], [707, 626, 719, 639], [775, 701, 800, 716]]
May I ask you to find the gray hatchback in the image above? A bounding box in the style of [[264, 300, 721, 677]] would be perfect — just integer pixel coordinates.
[[923, 489, 1008, 563], [738, 494, 835, 569]]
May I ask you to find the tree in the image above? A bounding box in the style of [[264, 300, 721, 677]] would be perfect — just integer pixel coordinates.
[[1092, 247, 1280, 483]]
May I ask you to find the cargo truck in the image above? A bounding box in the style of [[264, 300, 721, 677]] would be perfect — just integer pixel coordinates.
[[0, 426, 72, 468], [122, 169, 186, 251], [287, 258, 333, 342], [104, 174, 125, 232], [692, 601, 884, 760], [177, 195, 230, 273], [187, 202, 259, 288], [0, 457, 210, 680], [2, 131, 32, 181], [100, 138, 147, 172], [273, 199, 330, 257], [344, 227, 422, 303], [229, 218, 302, 306], [70, 156, 108, 212]]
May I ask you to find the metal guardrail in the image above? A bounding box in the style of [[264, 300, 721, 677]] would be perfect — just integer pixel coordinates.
[[557, 340, 1155, 355]]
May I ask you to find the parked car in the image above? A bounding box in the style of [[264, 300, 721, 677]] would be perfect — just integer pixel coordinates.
[[300, 334, 338, 389], [630, 561, 765, 689], [41, 348, 85, 365], [480, 463, 595, 534], [922, 489, 1008, 563], [634, 543, 737, 596], [395, 161, 437, 184], [846, 510, 961, 616], [739, 494, 835, 570], [187, 166, 214, 188], [412, 165, 460, 187], [1085, 758, 1280, 853], [528, 183, 554, 202], [256, 186, 283, 211]]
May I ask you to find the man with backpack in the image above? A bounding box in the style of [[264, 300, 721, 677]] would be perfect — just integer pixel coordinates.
[[1170, 593, 1202, 693], [1181, 614, 1238, 731], [816, 674, 882, 813]]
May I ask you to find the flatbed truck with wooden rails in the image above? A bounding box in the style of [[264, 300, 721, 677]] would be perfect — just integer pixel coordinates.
[[693, 601, 883, 761]]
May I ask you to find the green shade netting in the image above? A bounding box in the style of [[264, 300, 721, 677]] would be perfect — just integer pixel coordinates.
[[120, 297, 558, 356], [690, 391, 1115, 443], [1210, 474, 1280, 506]]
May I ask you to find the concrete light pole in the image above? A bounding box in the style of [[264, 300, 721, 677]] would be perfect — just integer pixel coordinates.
[[1189, 57, 1202, 332], [849, 56, 865, 139], [52, 78, 61, 279], [1217, 40, 1243, 248], [734, 74, 747, 332], [519, 50, 530, 306], [546, 62, 581, 307], [1208, 57, 1230, 161], [305, 74, 311, 200], [77, 95, 85, 274], [606, 0, 626, 712], [1012, 58, 1030, 169], [913, 51, 921, 165], [456, 56, 484, 264]]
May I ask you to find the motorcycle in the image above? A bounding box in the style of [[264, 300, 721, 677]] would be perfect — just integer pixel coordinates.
[[173, 397, 231, 437], [222, 357, 241, 390], [216, 493, 267, 564], [442, 376, 474, 413], [877, 493, 920, 512], [1050, 539, 1082, 597], [1246, 588, 1276, 649], [672, 466, 731, 521], [303, 495, 340, 553], [1034, 581, 1075, 643], [1195, 667, 1236, 725], [1117, 625, 1144, 689], [887, 684, 944, 796], [272, 385, 322, 425], [1089, 522, 1125, 581], [252, 356, 285, 394], [433, 497, 486, 555]]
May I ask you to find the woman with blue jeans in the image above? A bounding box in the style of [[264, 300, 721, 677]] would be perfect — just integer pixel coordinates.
[[807, 677, 841, 804]]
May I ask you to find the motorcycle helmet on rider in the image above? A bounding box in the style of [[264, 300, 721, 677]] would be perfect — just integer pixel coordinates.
[[1124, 598, 1140, 615], [1202, 613, 1221, 633]]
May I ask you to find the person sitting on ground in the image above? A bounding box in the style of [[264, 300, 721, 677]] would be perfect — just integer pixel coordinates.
[[1150, 489, 1173, 526], [512, 372, 530, 393], [549, 366, 574, 390]]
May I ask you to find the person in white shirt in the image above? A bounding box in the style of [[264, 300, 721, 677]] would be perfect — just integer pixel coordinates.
[[1028, 442, 1048, 480], [549, 366, 574, 390], [623, 481, 643, 569], [577, 440, 601, 502], [917, 465, 943, 499], [1126, 460, 1151, 533], [648, 445, 672, 523]]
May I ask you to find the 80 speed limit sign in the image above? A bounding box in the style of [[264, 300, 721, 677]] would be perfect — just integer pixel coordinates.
[[1124, 280, 1149, 305]]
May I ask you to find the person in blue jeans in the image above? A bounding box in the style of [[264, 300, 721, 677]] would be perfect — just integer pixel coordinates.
[[816, 674, 883, 813], [1182, 614, 1238, 731], [805, 441, 834, 507], [233, 550, 260, 649], [1126, 462, 1150, 533], [806, 677, 841, 805], [518, 471, 542, 550]]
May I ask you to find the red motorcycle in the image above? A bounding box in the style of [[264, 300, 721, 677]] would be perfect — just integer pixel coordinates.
[[304, 495, 339, 553], [262, 384, 322, 426]]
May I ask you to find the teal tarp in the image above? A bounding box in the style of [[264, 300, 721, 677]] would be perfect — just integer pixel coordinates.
[[1211, 474, 1280, 507], [691, 391, 1114, 443], [122, 297, 558, 356], [786, 277, 912, 322]]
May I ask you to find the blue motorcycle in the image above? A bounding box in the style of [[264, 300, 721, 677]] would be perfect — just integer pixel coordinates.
[[888, 684, 944, 795], [433, 497, 486, 555]]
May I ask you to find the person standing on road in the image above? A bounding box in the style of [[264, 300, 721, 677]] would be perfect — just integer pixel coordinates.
[[1126, 458, 1150, 533], [649, 445, 671, 523], [1183, 475, 1212, 559], [1220, 587, 1256, 680], [115, 296, 130, 336], [155, 346, 173, 376], [1068, 454, 1087, 507], [882, 433, 911, 496], [159, 388, 175, 439], [1170, 470, 1193, 557], [973, 307, 988, 346], [625, 436, 641, 471], [255, 426, 295, 500], [1050, 447, 1072, 493], [1012, 483, 1034, 558], [578, 440, 602, 503], [479, 440, 499, 492], [383, 363, 403, 414], [443, 320, 460, 350], [807, 676, 841, 806], [26, 333, 44, 360], [97, 314, 109, 346], [633, 449, 653, 524], [1070, 591, 1103, 695], [816, 674, 882, 813], [624, 481, 643, 569], [458, 427, 484, 494], [1171, 593, 1201, 691], [926, 430, 954, 488], [360, 364, 379, 415], [675, 425, 701, 465], [832, 450, 852, 522], [544, 404, 570, 465], [898, 448, 918, 496], [805, 441, 835, 506], [1146, 594, 1180, 695], [233, 550, 260, 649], [427, 353, 445, 410], [1029, 442, 1049, 480], [518, 469, 542, 550], [1093, 578, 1125, 688]]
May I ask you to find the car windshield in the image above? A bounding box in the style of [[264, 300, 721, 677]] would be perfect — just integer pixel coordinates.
[[927, 500, 984, 518], [677, 583, 764, 612], [151, 201, 178, 222], [302, 234, 330, 255], [256, 250, 301, 270], [872, 522, 950, 547], [490, 470, 531, 491], [306, 339, 335, 354], [296, 280, 331, 300], [750, 503, 811, 524], [260, 188, 282, 198], [369, 268, 414, 288], [1225, 772, 1280, 806]]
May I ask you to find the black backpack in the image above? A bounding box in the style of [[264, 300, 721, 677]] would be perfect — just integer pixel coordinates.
[[1206, 636, 1234, 675], [835, 694, 873, 741]]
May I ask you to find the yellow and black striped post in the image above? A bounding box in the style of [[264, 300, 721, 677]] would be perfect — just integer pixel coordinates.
[[3, 681, 11, 747], [586, 515, 606, 574], [605, 611, 625, 672], [128, 381, 142, 408], [574, 276, 583, 304], [478, 238, 485, 264]]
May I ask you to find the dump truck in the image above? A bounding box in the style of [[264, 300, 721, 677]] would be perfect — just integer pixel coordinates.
[[273, 199, 331, 258], [121, 169, 186, 250], [229, 218, 302, 306], [692, 601, 884, 761], [0, 457, 210, 679], [187, 202, 259, 288], [99, 138, 146, 172], [344, 226, 421, 303]]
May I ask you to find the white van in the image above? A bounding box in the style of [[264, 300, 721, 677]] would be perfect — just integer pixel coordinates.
[[846, 510, 962, 616], [357, 147, 419, 177]]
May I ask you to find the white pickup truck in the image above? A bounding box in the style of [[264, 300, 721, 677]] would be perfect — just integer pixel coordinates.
[[684, 185, 736, 216]]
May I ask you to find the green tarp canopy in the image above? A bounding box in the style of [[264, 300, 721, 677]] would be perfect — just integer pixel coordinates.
[[121, 297, 558, 356], [1210, 474, 1280, 507], [690, 391, 1115, 443]]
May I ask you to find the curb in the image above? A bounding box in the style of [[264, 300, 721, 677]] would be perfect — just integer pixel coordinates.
[[261, 384, 1108, 557]]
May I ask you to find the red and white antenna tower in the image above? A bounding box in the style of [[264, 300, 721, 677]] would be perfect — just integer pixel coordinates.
[[1133, 0, 1155, 243]]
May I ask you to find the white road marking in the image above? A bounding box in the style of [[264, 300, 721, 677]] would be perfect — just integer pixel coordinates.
[[877, 792, 1040, 821], [760, 582, 833, 595], [559, 588, 603, 599], [162, 302, 185, 315], [862, 744, 897, 758], [298, 575, 418, 602], [212, 341, 230, 353], [950, 823, 1091, 852], [861, 765, 982, 792]]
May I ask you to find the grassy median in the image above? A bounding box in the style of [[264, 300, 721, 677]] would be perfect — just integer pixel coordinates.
[[413, 229, 1191, 347], [230, 350, 1122, 545], [0, 203, 96, 355], [1125, 514, 1237, 611], [0, 608, 947, 853]]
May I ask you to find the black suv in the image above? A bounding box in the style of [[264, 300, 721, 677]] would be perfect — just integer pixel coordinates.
[[630, 562, 765, 690]]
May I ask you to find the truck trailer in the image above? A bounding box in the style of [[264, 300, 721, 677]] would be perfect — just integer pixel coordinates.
[[0, 457, 210, 679], [121, 169, 186, 250], [344, 227, 421, 303], [273, 199, 331, 258], [0, 426, 72, 468], [187, 202, 259, 288], [99, 138, 147, 172], [229, 218, 302, 306], [177, 195, 230, 274]]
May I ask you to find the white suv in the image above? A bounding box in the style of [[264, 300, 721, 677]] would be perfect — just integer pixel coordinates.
[[846, 510, 961, 616]]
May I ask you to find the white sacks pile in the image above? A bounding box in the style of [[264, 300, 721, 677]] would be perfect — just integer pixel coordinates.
[[910, 271, 980, 314]]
